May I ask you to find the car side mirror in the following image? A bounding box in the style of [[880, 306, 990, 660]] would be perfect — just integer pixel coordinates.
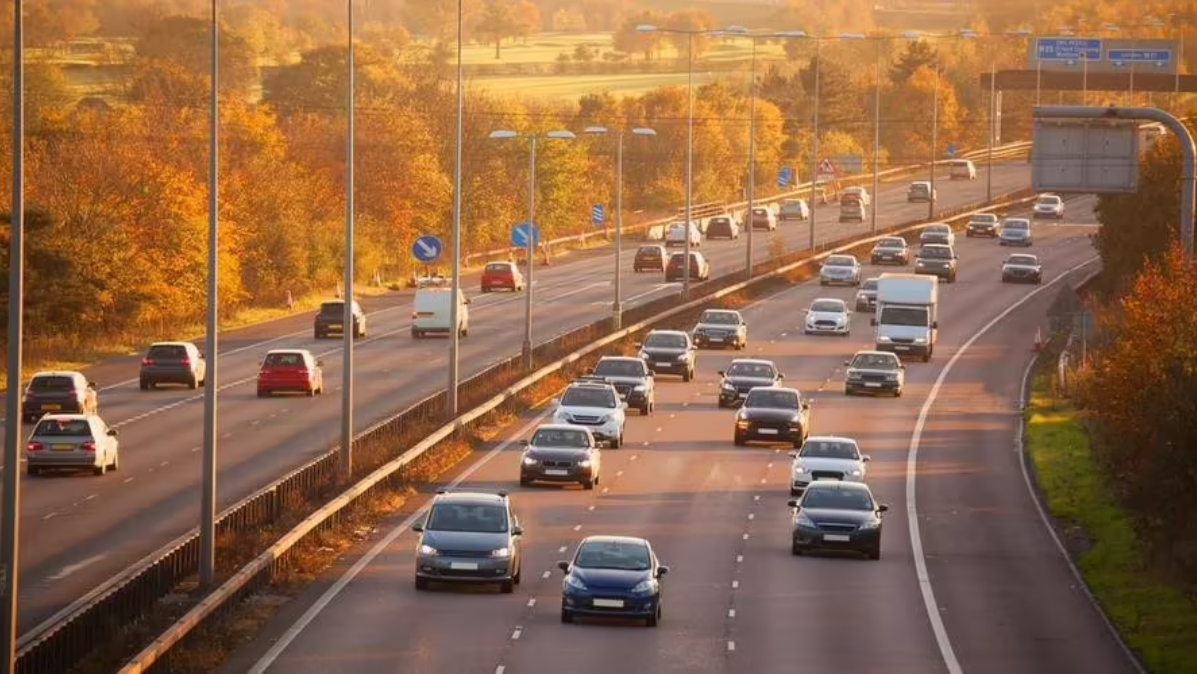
[[741, 322, 748, 327], [777, 374, 784, 379], [620, 402, 628, 410], [878, 504, 889, 513], [88, 381, 97, 389], [717, 370, 725, 377], [862, 454, 871, 462], [899, 364, 906, 370], [843, 360, 851, 366], [869, 318, 877, 327], [557, 560, 570, 572], [787, 499, 800, 508], [788, 450, 798, 458], [655, 565, 670, 577], [512, 525, 524, 536], [107, 429, 118, 437], [465, 298, 472, 305], [931, 321, 938, 329], [634, 342, 642, 348], [801, 401, 810, 410], [316, 359, 324, 367], [551, 398, 560, 407], [518, 439, 529, 446], [411, 523, 424, 532]]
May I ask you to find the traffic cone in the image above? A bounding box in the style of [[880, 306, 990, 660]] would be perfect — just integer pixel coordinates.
[[1033, 327, 1043, 352]]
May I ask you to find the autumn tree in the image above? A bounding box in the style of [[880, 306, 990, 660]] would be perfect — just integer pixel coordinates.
[[880, 64, 960, 164], [612, 11, 667, 60], [135, 15, 259, 96], [476, 0, 522, 59], [890, 40, 938, 85]]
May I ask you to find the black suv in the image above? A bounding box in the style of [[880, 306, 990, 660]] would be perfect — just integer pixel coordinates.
[[637, 330, 696, 381], [412, 490, 523, 593], [634, 245, 666, 273], [588, 358, 655, 414], [314, 300, 367, 339], [914, 244, 958, 283], [22, 371, 98, 422]]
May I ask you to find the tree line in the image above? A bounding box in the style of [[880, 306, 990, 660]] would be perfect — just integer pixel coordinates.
[[1074, 118, 1197, 594]]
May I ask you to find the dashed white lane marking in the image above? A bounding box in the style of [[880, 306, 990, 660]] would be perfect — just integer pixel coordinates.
[[587, 505, 595, 512], [511, 627, 522, 640], [616, 471, 623, 477], [84, 494, 97, 501], [742, 533, 749, 540], [630, 455, 638, 461], [732, 580, 739, 589], [668, 414, 676, 419], [557, 546, 567, 553], [736, 555, 743, 563], [541, 571, 550, 580], [573, 524, 582, 531], [728, 641, 736, 652], [728, 608, 736, 618], [159, 461, 168, 468], [753, 495, 761, 501], [123, 477, 134, 483], [527, 598, 536, 608], [220, 432, 233, 440], [759, 478, 766, 484], [747, 513, 754, 520], [601, 487, 609, 494], [496, 666, 506, 674], [190, 446, 200, 453], [42, 512, 56, 521], [766, 463, 773, 469]]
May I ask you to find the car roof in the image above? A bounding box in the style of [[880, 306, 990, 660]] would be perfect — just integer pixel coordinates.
[[803, 435, 858, 444], [1003, 216, 1030, 222], [35, 413, 91, 422], [579, 534, 651, 547], [1006, 254, 1039, 261], [149, 341, 193, 348], [432, 491, 509, 506], [804, 480, 872, 493], [265, 348, 313, 356], [924, 223, 951, 229], [729, 358, 775, 366], [853, 349, 898, 357], [750, 385, 799, 394], [921, 243, 952, 249], [647, 329, 689, 337], [598, 356, 644, 363], [30, 370, 83, 379], [909, 180, 930, 186], [534, 423, 594, 434], [702, 308, 741, 315], [811, 297, 846, 304]]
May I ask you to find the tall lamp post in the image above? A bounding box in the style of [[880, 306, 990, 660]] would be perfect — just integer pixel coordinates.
[[199, 0, 221, 590], [721, 26, 808, 275], [340, 0, 357, 477], [636, 24, 722, 301], [583, 126, 657, 331], [446, 0, 465, 416], [489, 129, 576, 371]]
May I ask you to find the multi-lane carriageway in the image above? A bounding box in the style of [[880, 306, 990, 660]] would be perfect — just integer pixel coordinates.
[[219, 197, 1140, 674], [2, 161, 1037, 637]]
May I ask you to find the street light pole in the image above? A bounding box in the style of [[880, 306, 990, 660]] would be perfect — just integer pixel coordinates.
[[340, 0, 356, 477], [0, 1, 24, 668], [745, 36, 758, 279], [199, 0, 220, 590], [809, 37, 821, 251], [872, 40, 881, 234], [683, 31, 695, 301], [929, 56, 939, 220], [987, 58, 996, 204], [446, 0, 464, 416]]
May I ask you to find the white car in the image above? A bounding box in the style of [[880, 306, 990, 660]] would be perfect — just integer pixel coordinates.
[[804, 298, 852, 336], [551, 379, 628, 448], [1033, 194, 1065, 219], [665, 221, 702, 247], [819, 254, 862, 286], [788, 436, 870, 496]]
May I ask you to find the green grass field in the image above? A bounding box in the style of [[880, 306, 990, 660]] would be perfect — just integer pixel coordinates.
[[1026, 368, 1197, 672]]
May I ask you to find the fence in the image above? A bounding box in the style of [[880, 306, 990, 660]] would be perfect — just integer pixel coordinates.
[[16, 177, 1038, 673], [109, 187, 1043, 673], [463, 141, 1033, 266]]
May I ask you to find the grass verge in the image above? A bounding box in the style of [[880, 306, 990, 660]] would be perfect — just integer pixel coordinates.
[[1025, 348, 1197, 673]]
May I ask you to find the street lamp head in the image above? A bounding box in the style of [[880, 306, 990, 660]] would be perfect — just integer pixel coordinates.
[[583, 126, 609, 135], [489, 129, 518, 140], [545, 130, 577, 140], [631, 127, 658, 136], [636, 24, 658, 33], [839, 32, 866, 40], [1006, 29, 1033, 37], [902, 30, 921, 40], [959, 28, 978, 38], [722, 25, 751, 35], [771, 30, 808, 39]]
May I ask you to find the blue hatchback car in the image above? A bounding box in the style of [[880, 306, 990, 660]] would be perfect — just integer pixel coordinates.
[[558, 535, 669, 627]]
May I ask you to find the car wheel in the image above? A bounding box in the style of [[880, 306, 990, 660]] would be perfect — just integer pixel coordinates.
[[519, 476, 531, 487], [561, 608, 574, 624], [513, 564, 522, 585], [109, 450, 119, 471], [791, 543, 803, 556], [733, 433, 746, 446], [93, 461, 106, 476], [306, 387, 315, 397], [682, 369, 692, 383], [414, 576, 429, 591], [647, 604, 661, 628], [894, 388, 903, 398], [188, 376, 198, 390], [27, 466, 39, 477], [583, 479, 595, 490], [611, 434, 623, 449], [868, 546, 881, 561], [499, 579, 514, 594], [257, 390, 269, 398], [640, 401, 650, 415], [844, 387, 854, 396], [139, 379, 149, 391]]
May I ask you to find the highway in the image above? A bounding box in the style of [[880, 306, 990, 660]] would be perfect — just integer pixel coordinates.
[[223, 196, 1139, 674], [7, 159, 1034, 635]]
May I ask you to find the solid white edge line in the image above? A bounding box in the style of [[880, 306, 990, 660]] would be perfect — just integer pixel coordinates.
[[246, 408, 554, 674], [1015, 345, 1147, 672], [907, 255, 1098, 674]]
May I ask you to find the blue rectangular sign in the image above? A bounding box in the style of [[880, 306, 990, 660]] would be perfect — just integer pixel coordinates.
[[1108, 49, 1172, 64], [1036, 38, 1102, 61]]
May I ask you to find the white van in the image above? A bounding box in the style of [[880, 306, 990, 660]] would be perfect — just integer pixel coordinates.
[[949, 159, 977, 180], [411, 288, 470, 338]]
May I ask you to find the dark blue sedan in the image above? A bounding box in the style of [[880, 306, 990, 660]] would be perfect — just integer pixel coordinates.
[[557, 535, 669, 627]]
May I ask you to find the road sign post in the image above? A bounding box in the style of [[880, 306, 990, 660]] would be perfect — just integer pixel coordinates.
[[815, 158, 836, 183], [1036, 38, 1102, 62], [590, 203, 605, 227], [412, 235, 444, 264], [777, 166, 793, 188], [945, 144, 957, 158], [512, 220, 540, 369]]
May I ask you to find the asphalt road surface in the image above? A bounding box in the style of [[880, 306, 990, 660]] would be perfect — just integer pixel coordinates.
[[224, 196, 1139, 674], [8, 160, 1034, 635]]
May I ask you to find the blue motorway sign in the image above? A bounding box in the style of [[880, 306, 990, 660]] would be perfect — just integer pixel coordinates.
[[511, 222, 540, 248], [591, 203, 605, 226], [945, 143, 957, 158], [412, 235, 443, 263], [1036, 38, 1102, 61], [1108, 48, 1172, 64], [777, 166, 794, 188]]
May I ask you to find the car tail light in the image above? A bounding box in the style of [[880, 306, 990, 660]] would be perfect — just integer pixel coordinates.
[[81, 441, 96, 452], [181, 358, 190, 366], [411, 311, 418, 319], [142, 357, 153, 366], [26, 442, 43, 452], [296, 369, 310, 376]]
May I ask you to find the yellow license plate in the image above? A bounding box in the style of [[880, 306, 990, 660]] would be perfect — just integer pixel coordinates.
[[328, 324, 342, 330], [42, 404, 61, 410], [51, 444, 74, 451]]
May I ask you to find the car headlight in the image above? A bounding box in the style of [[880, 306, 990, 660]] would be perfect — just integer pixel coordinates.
[[914, 338, 927, 344], [638, 351, 649, 360], [630, 579, 658, 594], [634, 384, 646, 391], [577, 459, 592, 468], [846, 468, 863, 477], [722, 382, 735, 391], [857, 518, 881, 530], [735, 418, 749, 428], [565, 575, 588, 591], [795, 511, 816, 528], [676, 353, 688, 361], [885, 373, 898, 381], [491, 547, 511, 558], [418, 544, 438, 556], [522, 456, 538, 466], [554, 411, 570, 422], [876, 336, 892, 343], [793, 464, 810, 474], [599, 414, 614, 423], [847, 371, 862, 380]]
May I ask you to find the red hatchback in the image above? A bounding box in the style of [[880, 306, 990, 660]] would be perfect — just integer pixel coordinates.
[[257, 349, 324, 397], [481, 261, 525, 292]]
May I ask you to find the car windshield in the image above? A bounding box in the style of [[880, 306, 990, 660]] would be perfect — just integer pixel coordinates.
[[910, 183, 928, 191], [1036, 197, 1059, 205], [30, 376, 74, 391], [148, 344, 187, 359], [531, 428, 591, 448], [851, 353, 900, 370], [425, 503, 509, 533], [669, 254, 696, 265], [319, 302, 344, 316], [700, 311, 738, 325], [637, 247, 661, 257], [573, 540, 652, 571], [752, 208, 768, 215], [924, 227, 950, 236], [745, 389, 799, 410], [484, 263, 511, 273], [32, 418, 91, 437], [783, 200, 802, 208], [1007, 255, 1038, 265], [810, 300, 845, 313], [1003, 220, 1029, 230], [801, 487, 874, 511], [644, 333, 687, 349], [919, 247, 951, 259], [726, 362, 775, 378], [878, 306, 927, 327], [264, 352, 306, 367], [825, 256, 855, 267], [800, 440, 859, 460], [862, 280, 879, 291], [877, 239, 904, 249], [561, 386, 617, 408], [972, 214, 998, 223], [594, 360, 646, 377]]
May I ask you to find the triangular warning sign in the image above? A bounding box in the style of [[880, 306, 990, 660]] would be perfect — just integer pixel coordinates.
[[818, 158, 836, 174]]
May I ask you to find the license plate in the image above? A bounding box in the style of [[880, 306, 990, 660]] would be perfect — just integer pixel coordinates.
[[51, 444, 74, 451], [736, 392, 746, 398], [709, 336, 723, 342], [864, 382, 881, 388], [328, 324, 342, 330], [824, 534, 850, 542], [894, 346, 909, 351], [758, 428, 778, 435], [655, 362, 671, 368], [593, 598, 624, 608], [544, 469, 568, 476], [42, 404, 61, 410], [449, 562, 478, 570]]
